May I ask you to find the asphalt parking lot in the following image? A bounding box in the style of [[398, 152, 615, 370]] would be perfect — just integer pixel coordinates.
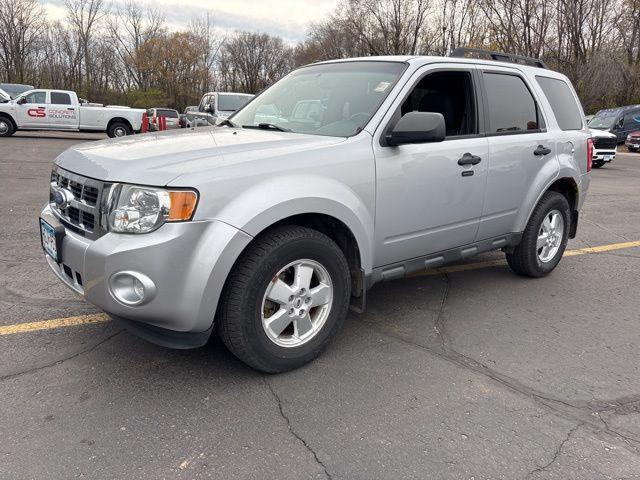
[[1, 131, 640, 479]]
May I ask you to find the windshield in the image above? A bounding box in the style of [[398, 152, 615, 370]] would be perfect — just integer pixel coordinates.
[[231, 61, 406, 137], [0, 89, 9, 103], [0, 83, 34, 99], [218, 94, 253, 112], [588, 114, 617, 129]]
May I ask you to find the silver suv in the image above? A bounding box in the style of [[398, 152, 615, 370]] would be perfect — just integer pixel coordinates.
[[40, 50, 591, 372]]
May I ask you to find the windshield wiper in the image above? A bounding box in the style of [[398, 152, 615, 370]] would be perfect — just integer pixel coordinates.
[[217, 118, 237, 128], [242, 123, 291, 132]]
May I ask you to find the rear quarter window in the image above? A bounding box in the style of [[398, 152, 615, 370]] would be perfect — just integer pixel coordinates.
[[158, 109, 178, 118], [535, 76, 583, 130]]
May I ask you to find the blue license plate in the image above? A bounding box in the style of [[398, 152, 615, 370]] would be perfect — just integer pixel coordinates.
[[40, 219, 61, 262]]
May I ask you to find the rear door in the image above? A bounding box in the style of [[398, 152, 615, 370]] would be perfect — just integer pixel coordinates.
[[15, 90, 49, 128], [476, 68, 558, 240], [48, 91, 78, 129]]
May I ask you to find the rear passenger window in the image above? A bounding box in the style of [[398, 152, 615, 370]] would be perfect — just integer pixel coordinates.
[[50, 92, 71, 105], [483, 73, 540, 134], [536, 76, 583, 130]]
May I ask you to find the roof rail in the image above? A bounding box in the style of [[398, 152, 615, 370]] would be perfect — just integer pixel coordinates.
[[449, 47, 548, 69]]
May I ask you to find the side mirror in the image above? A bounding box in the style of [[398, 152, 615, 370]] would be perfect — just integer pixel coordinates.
[[386, 112, 446, 146], [17, 97, 27, 105]]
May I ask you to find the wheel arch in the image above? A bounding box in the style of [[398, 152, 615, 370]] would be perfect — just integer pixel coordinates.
[[520, 176, 580, 239], [106, 117, 133, 134]]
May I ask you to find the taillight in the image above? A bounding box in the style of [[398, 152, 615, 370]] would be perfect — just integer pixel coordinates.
[[586, 138, 593, 172]]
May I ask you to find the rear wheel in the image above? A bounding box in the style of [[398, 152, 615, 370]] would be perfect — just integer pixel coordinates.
[[217, 225, 351, 373], [506, 191, 570, 278], [107, 122, 132, 138], [0, 117, 15, 137]]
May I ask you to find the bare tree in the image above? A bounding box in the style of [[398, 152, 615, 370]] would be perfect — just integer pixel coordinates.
[[0, 0, 44, 82], [64, 0, 106, 95]]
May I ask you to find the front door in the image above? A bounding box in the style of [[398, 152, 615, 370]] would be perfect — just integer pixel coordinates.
[[15, 90, 49, 128], [372, 65, 488, 267]]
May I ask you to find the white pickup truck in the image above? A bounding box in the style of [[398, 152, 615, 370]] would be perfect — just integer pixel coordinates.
[[0, 89, 146, 138]]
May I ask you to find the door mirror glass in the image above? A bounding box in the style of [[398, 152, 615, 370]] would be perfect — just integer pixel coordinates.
[[386, 112, 446, 146]]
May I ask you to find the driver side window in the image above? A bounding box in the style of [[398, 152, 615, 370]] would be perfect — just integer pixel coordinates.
[[400, 70, 477, 137], [24, 91, 46, 104]]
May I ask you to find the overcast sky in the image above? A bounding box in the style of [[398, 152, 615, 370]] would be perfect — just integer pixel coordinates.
[[40, 0, 341, 43]]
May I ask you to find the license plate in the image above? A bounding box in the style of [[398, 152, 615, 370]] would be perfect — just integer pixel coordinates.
[[634, 144, 640, 148], [40, 219, 63, 263], [603, 155, 611, 161]]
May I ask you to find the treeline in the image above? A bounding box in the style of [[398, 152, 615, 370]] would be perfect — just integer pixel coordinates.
[[1, 0, 639, 113]]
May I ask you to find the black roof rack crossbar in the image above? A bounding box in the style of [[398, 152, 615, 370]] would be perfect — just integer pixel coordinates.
[[449, 47, 548, 69]]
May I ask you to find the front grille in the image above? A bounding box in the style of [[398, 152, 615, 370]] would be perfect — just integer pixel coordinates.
[[629, 136, 640, 142], [50, 166, 107, 240], [593, 137, 617, 149]]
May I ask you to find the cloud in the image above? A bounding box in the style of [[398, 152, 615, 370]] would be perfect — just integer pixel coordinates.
[[39, 0, 340, 43]]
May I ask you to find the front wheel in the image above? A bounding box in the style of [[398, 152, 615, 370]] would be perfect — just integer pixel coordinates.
[[107, 122, 132, 138], [0, 117, 15, 137], [506, 191, 571, 278], [217, 225, 351, 373]]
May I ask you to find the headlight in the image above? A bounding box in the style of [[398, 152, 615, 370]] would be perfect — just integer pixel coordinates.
[[108, 184, 198, 233]]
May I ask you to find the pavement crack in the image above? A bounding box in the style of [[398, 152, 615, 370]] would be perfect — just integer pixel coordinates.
[[0, 330, 122, 382], [357, 319, 640, 457], [527, 424, 581, 478], [433, 273, 450, 352], [263, 377, 333, 480]]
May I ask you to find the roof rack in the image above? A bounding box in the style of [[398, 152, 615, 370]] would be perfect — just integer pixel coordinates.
[[449, 47, 548, 69]]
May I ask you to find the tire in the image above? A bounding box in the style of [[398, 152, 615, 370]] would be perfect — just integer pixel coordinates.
[[217, 225, 351, 373], [506, 191, 571, 278], [628, 148, 637, 153], [107, 122, 132, 138], [0, 116, 15, 137], [592, 160, 604, 168]]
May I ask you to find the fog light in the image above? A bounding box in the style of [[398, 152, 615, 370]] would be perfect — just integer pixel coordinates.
[[109, 271, 156, 306]]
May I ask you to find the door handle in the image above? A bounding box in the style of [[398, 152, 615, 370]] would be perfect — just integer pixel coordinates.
[[534, 145, 551, 156], [457, 152, 482, 166], [67, 108, 75, 111]]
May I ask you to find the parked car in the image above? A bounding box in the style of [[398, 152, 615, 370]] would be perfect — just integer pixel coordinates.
[[626, 131, 640, 152], [187, 92, 254, 127], [146, 108, 180, 131], [588, 105, 640, 143], [181, 106, 198, 128], [40, 50, 591, 372], [0, 89, 146, 138], [0, 83, 35, 99], [589, 128, 617, 168]]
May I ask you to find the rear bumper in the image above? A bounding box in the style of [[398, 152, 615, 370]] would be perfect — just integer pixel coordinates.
[[40, 203, 253, 339]]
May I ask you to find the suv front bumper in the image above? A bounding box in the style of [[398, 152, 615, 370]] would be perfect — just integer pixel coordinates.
[[40, 204, 253, 346]]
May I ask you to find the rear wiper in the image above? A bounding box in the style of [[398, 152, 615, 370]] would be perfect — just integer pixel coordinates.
[[242, 123, 291, 132]]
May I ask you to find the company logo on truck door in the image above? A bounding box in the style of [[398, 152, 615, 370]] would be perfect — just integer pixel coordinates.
[[27, 108, 46, 118]]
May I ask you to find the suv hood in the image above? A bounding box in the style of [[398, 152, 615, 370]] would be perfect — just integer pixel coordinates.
[[55, 127, 345, 185], [589, 128, 617, 139]]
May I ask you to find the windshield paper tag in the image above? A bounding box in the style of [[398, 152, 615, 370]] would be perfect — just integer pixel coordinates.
[[374, 82, 391, 93]]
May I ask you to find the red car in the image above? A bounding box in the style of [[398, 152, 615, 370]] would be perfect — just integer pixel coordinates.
[[626, 131, 640, 152]]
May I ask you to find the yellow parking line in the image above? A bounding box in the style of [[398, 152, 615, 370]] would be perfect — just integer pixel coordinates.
[[1, 240, 639, 337], [0, 313, 109, 336], [411, 239, 640, 277]]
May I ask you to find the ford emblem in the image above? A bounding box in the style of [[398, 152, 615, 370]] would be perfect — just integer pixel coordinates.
[[53, 188, 74, 210]]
